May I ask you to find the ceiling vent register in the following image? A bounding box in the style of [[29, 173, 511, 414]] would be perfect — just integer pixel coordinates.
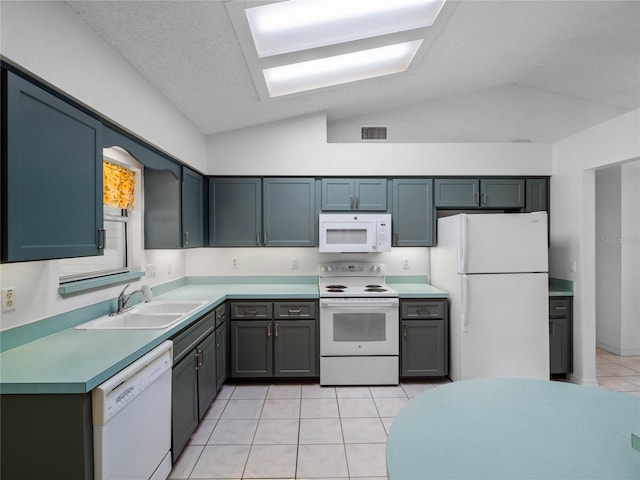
[[361, 126, 388, 140]]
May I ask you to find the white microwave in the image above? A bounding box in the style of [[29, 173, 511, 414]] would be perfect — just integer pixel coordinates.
[[318, 214, 392, 253]]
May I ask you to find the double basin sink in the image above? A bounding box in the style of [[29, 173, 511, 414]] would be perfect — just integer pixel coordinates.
[[76, 300, 209, 330]]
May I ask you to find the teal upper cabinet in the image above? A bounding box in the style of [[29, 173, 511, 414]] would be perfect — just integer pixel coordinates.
[[321, 178, 387, 211], [145, 168, 181, 249], [182, 168, 204, 248], [434, 179, 479, 208], [209, 178, 262, 246], [392, 179, 434, 246], [2, 70, 103, 262], [263, 178, 316, 247], [525, 178, 548, 213], [434, 178, 524, 209], [480, 178, 525, 208], [209, 177, 316, 247]]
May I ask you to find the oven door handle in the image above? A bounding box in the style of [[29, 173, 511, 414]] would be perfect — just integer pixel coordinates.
[[320, 300, 399, 308]]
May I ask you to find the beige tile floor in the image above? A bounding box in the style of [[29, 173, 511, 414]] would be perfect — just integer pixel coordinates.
[[170, 350, 639, 479], [596, 347, 640, 396], [169, 380, 448, 480]]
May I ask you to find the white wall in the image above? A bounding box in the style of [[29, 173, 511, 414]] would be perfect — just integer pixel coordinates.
[[0, 1, 206, 331], [0, 1, 207, 171], [207, 111, 553, 176], [551, 108, 640, 385], [595, 166, 622, 351]]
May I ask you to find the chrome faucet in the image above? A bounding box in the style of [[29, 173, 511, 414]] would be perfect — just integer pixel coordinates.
[[111, 284, 141, 315]]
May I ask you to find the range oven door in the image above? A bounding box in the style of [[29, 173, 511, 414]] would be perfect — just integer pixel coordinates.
[[320, 298, 399, 356]]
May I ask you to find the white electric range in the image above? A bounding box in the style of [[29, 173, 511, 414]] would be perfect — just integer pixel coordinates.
[[318, 261, 399, 385]]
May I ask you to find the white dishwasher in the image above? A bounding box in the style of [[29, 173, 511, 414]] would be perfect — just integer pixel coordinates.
[[92, 341, 173, 480]]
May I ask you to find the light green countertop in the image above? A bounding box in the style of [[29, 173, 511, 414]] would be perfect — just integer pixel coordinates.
[[0, 280, 319, 395]]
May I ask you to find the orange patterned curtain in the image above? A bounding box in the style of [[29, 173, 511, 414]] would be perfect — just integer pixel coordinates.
[[103, 160, 136, 210]]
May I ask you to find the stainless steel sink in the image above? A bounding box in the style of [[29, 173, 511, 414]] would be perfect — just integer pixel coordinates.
[[76, 300, 209, 330]]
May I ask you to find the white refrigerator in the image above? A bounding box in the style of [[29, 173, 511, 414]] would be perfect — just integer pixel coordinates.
[[430, 213, 550, 381]]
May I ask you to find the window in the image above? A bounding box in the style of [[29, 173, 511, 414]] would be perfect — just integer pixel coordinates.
[[59, 148, 142, 284]]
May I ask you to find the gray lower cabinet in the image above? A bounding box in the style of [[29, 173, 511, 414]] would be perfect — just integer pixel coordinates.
[[230, 301, 318, 378], [434, 178, 525, 209], [549, 297, 573, 375], [171, 309, 217, 460], [400, 300, 449, 378], [392, 178, 434, 246], [1, 393, 93, 479]]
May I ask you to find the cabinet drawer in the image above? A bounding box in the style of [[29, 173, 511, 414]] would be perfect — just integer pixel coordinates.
[[214, 303, 227, 328], [273, 302, 316, 319], [231, 302, 273, 319], [549, 297, 571, 317], [172, 310, 215, 362], [401, 301, 445, 319]]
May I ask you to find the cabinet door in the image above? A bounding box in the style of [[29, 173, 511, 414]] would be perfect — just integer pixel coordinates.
[[3, 71, 103, 262], [354, 179, 387, 210], [263, 178, 316, 246], [434, 179, 479, 208], [549, 317, 572, 374], [172, 352, 199, 461], [274, 320, 317, 377], [392, 179, 434, 246], [321, 178, 355, 210], [231, 320, 273, 377], [215, 323, 227, 391], [145, 168, 181, 248], [480, 178, 525, 208], [197, 333, 217, 419], [182, 167, 204, 248], [525, 178, 548, 213], [209, 178, 262, 246], [401, 320, 447, 377]]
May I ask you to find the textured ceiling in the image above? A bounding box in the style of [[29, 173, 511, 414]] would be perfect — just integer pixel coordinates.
[[64, 0, 640, 137]]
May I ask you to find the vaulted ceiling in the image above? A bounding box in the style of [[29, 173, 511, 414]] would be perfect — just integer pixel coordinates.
[[65, 0, 640, 141]]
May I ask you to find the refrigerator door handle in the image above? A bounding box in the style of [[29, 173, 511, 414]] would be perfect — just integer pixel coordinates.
[[461, 275, 469, 333], [459, 215, 468, 273]]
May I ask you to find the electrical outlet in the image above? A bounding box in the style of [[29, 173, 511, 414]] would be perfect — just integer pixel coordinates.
[[291, 258, 299, 270], [403, 258, 409, 270], [232, 258, 239, 269], [146, 264, 156, 278], [2, 287, 16, 312]]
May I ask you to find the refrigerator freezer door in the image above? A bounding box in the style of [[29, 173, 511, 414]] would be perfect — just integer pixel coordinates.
[[458, 213, 548, 274], [452, 272, 550, 381]]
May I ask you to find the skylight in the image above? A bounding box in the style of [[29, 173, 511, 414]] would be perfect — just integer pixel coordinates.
[[242, 0, 446, 97], [263, 40, 423, 98], [246, 0, 446, 57]]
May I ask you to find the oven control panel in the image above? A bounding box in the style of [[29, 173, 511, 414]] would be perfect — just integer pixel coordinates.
[[319, 262, 385, 276]]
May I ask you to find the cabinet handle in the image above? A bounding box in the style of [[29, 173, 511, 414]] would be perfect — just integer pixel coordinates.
[[393, 232, 398, 246], [402, 325, 407, 337], [417, 309, 439, 317], [481, 192, 487, 205], [263, 232, 267, 245], [350, 196, 355, 209], [184, 231, 189, 246], [97, 228, 106, 250], [355, 196, 359, 209], [217, 311, 225, 319], [288, 308, 302, 314], [553, 306, 567, 311], [195, 349, 203, 369], [245, 309, 258, 316], [275, 322, 279, 337], [267, 323, 272, 337], [256, 233, 261, 246], [473, 192, 479, 205], [216, 331, 220, 348]]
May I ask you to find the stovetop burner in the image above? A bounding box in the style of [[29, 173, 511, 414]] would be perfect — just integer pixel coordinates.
[[318, 262, 398, 298]]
